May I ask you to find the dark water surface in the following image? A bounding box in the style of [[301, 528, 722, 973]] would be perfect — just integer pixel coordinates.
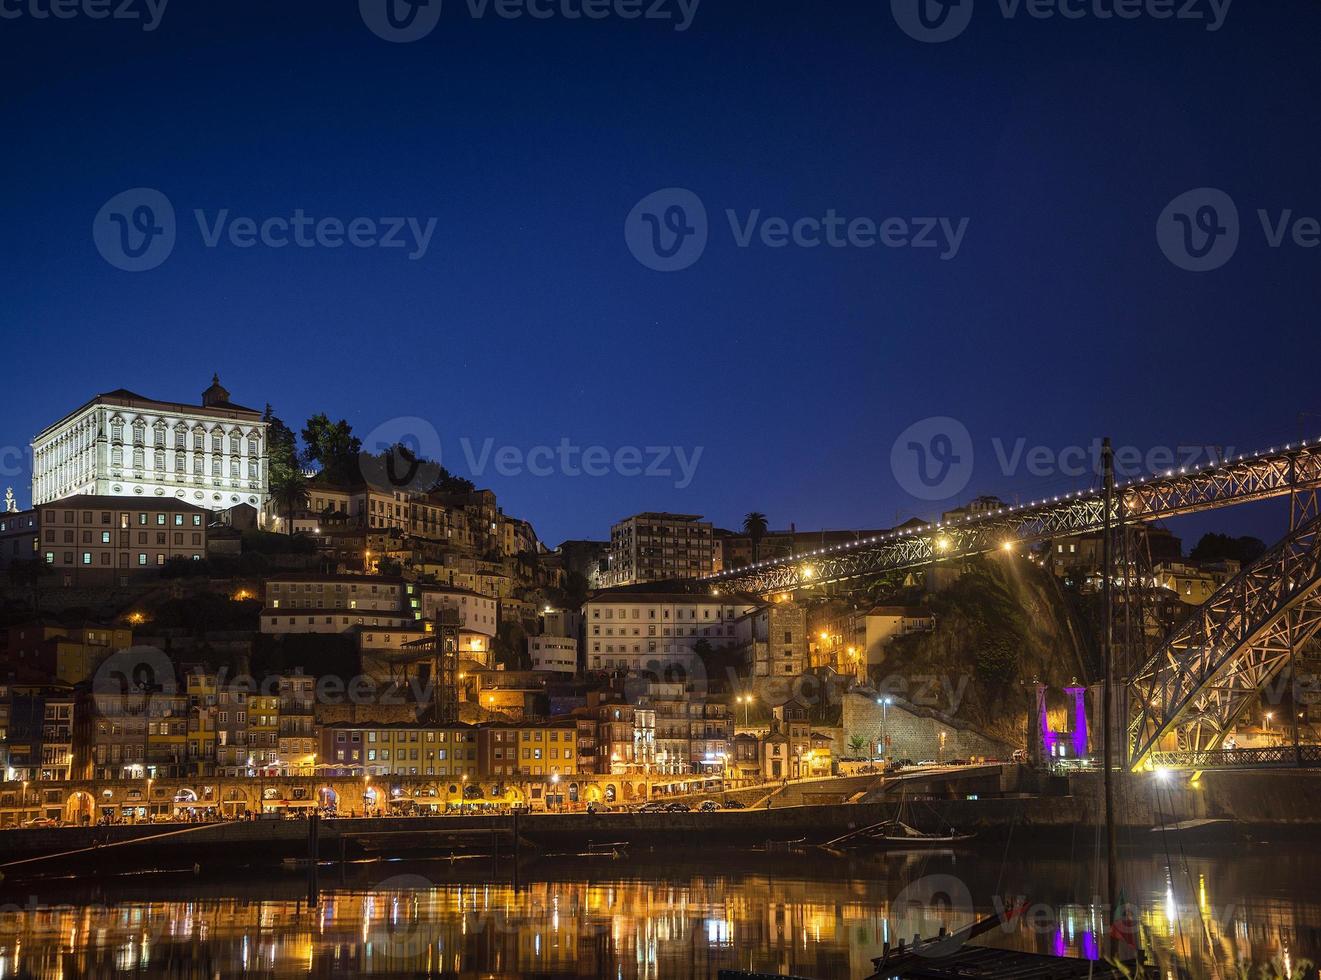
[[0, 840, 1316, 978]]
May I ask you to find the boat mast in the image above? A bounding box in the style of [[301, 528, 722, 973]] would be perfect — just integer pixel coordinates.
[[1101, 437, 1118, 925]]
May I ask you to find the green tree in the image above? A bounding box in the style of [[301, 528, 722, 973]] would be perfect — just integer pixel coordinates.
[[1189, 532, 1267, 566], [743, 512, 769, 563], [263, 404, 300, 482], [848, 734, 867, 756], [301, 413, 362, 482], [269, 467, 310, 536]]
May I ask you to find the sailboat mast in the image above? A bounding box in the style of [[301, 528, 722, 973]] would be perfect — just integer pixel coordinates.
[[1101, 437, 1118, 923]]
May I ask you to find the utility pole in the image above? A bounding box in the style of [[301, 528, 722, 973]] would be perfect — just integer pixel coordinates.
[[1101, 437, 1118, 931]]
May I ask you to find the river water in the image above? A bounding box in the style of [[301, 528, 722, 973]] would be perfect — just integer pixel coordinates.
[[0, 839, 1316, 978]]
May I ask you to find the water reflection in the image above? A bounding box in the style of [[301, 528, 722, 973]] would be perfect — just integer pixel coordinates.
[[0, 845, 1316, 978]]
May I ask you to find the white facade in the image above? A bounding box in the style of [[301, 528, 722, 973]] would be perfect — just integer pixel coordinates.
[[260, 575, 416, 635], [529, 634, 578, 673], [31, 378, 268, 514], [583, 591, 758, 672], [419, 585, 498, 637]]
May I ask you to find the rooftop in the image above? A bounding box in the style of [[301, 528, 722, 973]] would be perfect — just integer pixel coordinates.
[[35, 380, 264, 440]]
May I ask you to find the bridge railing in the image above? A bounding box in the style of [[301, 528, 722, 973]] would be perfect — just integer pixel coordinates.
[[1148, 745, 1321, 770]]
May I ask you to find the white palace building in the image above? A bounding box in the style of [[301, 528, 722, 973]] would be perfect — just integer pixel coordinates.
[[31, 376, 270, 514]]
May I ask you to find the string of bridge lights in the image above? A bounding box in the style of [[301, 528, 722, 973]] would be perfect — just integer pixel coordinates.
[[703, 437, 1320, 586]]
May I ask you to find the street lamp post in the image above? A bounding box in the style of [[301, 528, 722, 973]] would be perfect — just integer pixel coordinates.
[[876, 697, 892, 762]]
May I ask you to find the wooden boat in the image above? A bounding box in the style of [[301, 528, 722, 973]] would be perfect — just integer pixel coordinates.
[[822, 819, 975, 850]]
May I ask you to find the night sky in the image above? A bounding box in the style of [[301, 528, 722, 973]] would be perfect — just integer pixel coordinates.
[[4, 0, 1318, 548]]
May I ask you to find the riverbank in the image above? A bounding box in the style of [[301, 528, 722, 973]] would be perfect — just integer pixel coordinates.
[[4, 770, 1321, 880]]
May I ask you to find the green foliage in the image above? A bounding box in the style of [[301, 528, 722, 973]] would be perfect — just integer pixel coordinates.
[[262, 404, 300, 482], [301, 413, 362, 482], [928, 559, 1028, 683], [268, 467, 310, 535], [743, 512, 769, 562], [1190, 532, 1267, 566]]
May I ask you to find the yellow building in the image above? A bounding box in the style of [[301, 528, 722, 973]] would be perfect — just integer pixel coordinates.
[[479, 721, 578, 779], [5, 622, 133, 684]]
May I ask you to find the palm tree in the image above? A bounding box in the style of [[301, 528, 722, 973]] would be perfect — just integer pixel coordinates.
[[269, 468, 310, 536], [848, 734, 867, 757], [743, 512, 769, 563]]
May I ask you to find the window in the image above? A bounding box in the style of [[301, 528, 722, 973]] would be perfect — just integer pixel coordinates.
[[138, 554, 147, 565]]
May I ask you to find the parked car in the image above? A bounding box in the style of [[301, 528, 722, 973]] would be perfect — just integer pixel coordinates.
[[21, 817, 58, 828], [665, 802, 691, 813], [723, 800, 746, 809], [698, 800, 720, 812], [639, 801, 669, 813]]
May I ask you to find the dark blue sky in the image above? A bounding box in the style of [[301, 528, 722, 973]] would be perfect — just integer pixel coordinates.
[[3, 0, 1318, 548]]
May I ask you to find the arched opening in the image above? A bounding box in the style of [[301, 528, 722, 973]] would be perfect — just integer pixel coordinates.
[[65, 791, 94, 826], [568, 782, 580, 804], [318, 786, 339, 812], [604, 784, 617, 803]]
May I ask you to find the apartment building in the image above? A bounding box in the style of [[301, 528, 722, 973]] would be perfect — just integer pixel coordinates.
[[478, 720, 579, 779], [606, 512, 715, 585], [31, 377, 268, 513], [0, 682, 75, 781], [36, 495, 209, 583], [319, 722, 480, 778], [813, 605, 935, 679], [4, 621, 133, 684], [583, 588, 758, 673], [259, 574, 417, 634], [740, 601, 809, 677], [81, 689, 190, 780], [528, 634, 578, 673], [0, 507, 39, 567]]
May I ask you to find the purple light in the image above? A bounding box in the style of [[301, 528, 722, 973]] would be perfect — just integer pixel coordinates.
[[1067, 687, 1088, 757]]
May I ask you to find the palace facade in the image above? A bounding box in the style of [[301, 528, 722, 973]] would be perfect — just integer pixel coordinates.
[[31, 376, 269, 514]]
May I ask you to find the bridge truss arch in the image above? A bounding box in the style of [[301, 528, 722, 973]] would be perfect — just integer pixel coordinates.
[[1126, 515, 1321, 772]]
